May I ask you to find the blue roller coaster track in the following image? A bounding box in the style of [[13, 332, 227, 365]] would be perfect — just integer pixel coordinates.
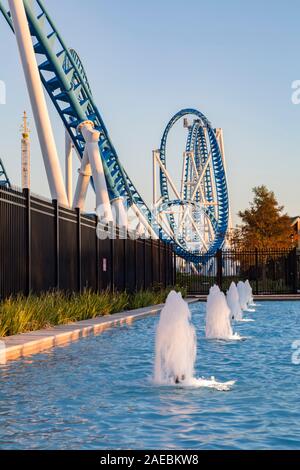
[[159, 109, 229, 258], [0, 158, 11, 188], [0, 0, 229, 263]]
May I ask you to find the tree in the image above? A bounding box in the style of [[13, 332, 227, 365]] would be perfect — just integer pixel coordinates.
[[235, 185, 295, 250]]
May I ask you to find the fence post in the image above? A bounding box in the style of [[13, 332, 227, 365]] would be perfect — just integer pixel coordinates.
[[53, 199, 59, 290], [255, 248, 259, 295], [143, 238, 147, 289], [164, 243, 167, 288], [76, 208, 82, 293], [151, 239, 154, 288], [123, 238, 127, 291], [95, 215, 100, 293], [173, 251, 177, 286], [292, 247, 298, 294], [296, 249, 300, 294], [216, 249, 223, 290], [110, 229, 115, 292], [158, 239, 161, 285], [24, 188, 31, 295], [134, 238, 138, 291]]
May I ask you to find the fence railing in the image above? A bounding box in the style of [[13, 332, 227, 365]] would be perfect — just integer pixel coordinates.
[[0, 187, 175, 299], [176, 248, 299, 295], [1, 187, 298, 298]]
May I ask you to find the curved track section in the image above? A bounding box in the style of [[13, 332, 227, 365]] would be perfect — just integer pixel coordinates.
[[0, 0, 228, 262], [158, 109, 229, 257], [67, 49, 93, 96]]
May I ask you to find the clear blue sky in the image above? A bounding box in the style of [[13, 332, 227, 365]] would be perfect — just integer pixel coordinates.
[[0, 0, 300, 224]]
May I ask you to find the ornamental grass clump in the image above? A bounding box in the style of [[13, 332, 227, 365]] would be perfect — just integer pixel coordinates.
[[0, 287, 185, 338]]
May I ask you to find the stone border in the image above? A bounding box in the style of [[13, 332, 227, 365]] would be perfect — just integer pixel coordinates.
[[191, 294, 300, 301], [252, 295, 300, 301], [1, 299, 198, 364]]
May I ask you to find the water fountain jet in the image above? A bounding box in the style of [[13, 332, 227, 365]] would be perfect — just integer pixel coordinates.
[[245, 280, 255, 306], [154, 291, 196, 385], [237, 281, 248, 310], [154, 291, 235, 390], [206, 285, 241, 340], [226, 282, 243, 321]]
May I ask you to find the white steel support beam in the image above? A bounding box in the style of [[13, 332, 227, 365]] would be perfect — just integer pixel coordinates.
[[8, 0, 68, 206], [216, 128, 225, 165], [180, 152, 187, 199], [73, 148, 91, 211], [65, 130, 73, 207], [136, 222, 145, 238], [154, 152, 181, 200], [152, 150, 159, 206], [78, 121, 113, 223], [191, 156, 211, 201], [131, 203, 158, 240], [111, 197, 128, 229], [186, 211, 208, 251]]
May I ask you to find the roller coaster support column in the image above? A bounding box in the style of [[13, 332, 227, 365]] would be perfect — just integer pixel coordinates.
[[136, 222, 146, 238], [78, 121, 113, 223], [73, 148, 91, 211], [111, 197, 128, 230], [152, 150, 158, 205], [65, 130, 73, 207], [8, 0, 68, 206], [216, 128, 227, 167]]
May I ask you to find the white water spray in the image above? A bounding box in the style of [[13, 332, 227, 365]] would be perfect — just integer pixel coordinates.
[[226, 282, 243, 321], [154, 291, 235, 390], [206, 285, 240, 340], [237, 281, 248, 310], [237, 280, 256, 312], [154, 291, 196, 384], [245, 280, 255, 306]]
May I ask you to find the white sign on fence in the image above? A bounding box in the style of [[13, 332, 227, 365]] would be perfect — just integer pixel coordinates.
[[103, 258, 107, 273]]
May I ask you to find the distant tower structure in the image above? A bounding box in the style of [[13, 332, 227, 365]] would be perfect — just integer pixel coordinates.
[[21, 111, 30, 190]]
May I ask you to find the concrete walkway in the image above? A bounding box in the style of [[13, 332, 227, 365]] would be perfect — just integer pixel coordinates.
[[1, 299, 198, 363]]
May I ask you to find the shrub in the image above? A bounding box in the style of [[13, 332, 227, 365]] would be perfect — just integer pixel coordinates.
[[0, 287, 186, 337]]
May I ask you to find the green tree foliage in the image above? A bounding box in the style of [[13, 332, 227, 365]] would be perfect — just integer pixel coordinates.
[[235, 186, 295, 249]]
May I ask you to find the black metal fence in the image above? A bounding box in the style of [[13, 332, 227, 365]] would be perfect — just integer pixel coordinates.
[[0, 187, 175, 299], [176, 248, 299, 295], [1, 186, 299, 299]]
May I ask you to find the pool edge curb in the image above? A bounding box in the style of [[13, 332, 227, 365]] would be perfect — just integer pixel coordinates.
[[1, 298, 199, 363]]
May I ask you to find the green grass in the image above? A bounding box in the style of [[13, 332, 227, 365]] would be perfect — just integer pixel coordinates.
[[0, 286, 186, 338]]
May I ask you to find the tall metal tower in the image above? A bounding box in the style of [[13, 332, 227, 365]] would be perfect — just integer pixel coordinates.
[[21, 111, 30, 189]]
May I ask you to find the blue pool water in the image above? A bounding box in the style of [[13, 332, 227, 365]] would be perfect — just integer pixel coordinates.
[[1, 301, 300, 450]]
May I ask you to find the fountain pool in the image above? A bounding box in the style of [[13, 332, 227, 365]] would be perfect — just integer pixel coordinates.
[[0, 301, 300, 450]]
